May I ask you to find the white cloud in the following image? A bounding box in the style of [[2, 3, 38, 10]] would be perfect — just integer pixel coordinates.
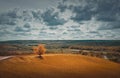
[[0, 0, 120, 41]]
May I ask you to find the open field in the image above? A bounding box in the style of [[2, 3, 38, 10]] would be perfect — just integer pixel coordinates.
[[0, 54, 120, 78], [0, 40, 120, 63], [0, 40, 120, 78]]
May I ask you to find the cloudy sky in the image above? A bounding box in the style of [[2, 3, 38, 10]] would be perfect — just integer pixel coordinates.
[[0, 0, 120, 41]]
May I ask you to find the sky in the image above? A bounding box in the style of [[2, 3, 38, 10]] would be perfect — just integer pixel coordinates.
[[0, 0, 120, 41]]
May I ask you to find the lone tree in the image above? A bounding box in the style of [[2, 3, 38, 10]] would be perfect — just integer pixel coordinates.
[[33, 44, 46, 58]]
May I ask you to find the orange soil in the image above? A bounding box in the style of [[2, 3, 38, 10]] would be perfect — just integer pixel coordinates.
[[0, 54, 120, 78]]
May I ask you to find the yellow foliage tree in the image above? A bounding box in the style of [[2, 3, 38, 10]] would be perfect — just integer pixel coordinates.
[[33, 44, 46, 58]]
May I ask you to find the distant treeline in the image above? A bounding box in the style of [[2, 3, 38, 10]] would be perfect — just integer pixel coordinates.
[[0, 40, 120, 56], [0, 40, 120, 46]]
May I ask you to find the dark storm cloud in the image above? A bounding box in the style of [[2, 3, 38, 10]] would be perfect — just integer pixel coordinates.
[[58, 0, 120, 31], [57, 2, 67, 12], [0, 8, 20, 25], [95, 0, 120, 22], [22, 10, 33, 22], [98, 22, 120, 30], [96, 15, 117, 22], [31, 10, 41, 20], [56, 0, 96, 22], [0, 8, 41, 26], [24, 23, 31, 28], [61, 0, 120, 22], [3, 8, 21, 19], [0, 8, 42, 24], [0, 8, 33, 26], [41, 8, 66, 26], [70, 5, 95, 22], [0, 15, 17, 25]]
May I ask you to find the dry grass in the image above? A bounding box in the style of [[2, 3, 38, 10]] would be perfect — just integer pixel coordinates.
[[0, 54, 120, 78]]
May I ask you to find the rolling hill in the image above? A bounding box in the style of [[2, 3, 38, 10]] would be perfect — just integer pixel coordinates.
[[0, 54, 120, 78]]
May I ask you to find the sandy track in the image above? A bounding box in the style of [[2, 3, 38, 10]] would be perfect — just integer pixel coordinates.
[[0, 56, 14, 61]]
